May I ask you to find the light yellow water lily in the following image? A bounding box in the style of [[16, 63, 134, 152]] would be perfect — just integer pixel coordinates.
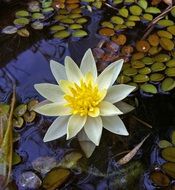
[[34, 49, 135, 157]]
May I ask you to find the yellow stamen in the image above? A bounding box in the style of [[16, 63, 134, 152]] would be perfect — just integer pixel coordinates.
[[63, 73, 107, 117]]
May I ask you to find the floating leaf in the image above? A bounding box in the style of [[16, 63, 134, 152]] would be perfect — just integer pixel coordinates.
[[42, 1, 52, 8], [167, 26, 175, 35], [157, 19, 174, 27], [42, 168, 70, 190], [13, 117, 24, 129], [69, 24, 83, 29], [111, 16, 124, 24], [28, 99, 39, 112], [15, 10, 29, 17], [2, 26, 17, 34], [137, 0, 148, 9], [145, 7, 161, 14], [165, 68, 175, 77], [50, 25, 66, 32], [161, 78, 175, 92], [142, 13, 153, 21], [162, 162, 175, 179], [31, 21, 44, 30], [134, 74, 149, 83], [53, 30, 71, 39], [72, 30, 88, 37], [160, 37, 174, 51], [42, 7, 54, 13], [99, 28, 115, 36], [119, 8, 129, 18], [13, 18, 30, 26], [23, 111, 36, 123], [158, 140, 172, 148], [162, 147, 175, 162], [129, 5, 142, 16], [17, 28, 30, 37], [14, 104, 27, 117], [150, 171, 170, 187], [140, 83, 157, 94], [32, 13, 45, 19], [157, 30, 172, 39]]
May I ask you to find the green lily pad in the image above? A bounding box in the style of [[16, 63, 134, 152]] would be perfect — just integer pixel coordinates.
[[42, 7, 54, 13], [15, 10, 29, 17], [128, 15, 140, 21], [133, 74, 149, 83], [50, 25, 66, 32], [161, 78, 175, 92], [166, 59, 175, 67], [162, 147, 175, 162], [137, 0, 147, 9], [13, 117, 24, 129], [157, 19, 174, 27], [150, 73, 164, 82], [101, 21, 114, 29], [111, 16, 124, 24], [54, 30, 71, 39], [76, 18, 88, 24], [129, 5, 142, 16], [13, 18, 30, 26], [162, 162, 175, 179], [72, 30, 88, 37], [142, 13, 153, 21], [165, 68, 175, 77], [154, 54, 171, 62], [145, 7, 161, 14], [167, 26, 175, 35], [32, 13, 45, 19], [140, 83, 157, 94], [160, 37, 174, 51], [119, 8, 129, 18], [158, 140, 172, 149], [151, 62, 166, 72], [42, 1, 52, 8]]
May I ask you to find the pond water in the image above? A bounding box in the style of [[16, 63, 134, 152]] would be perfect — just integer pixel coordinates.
[[0, 0, 175, 189]]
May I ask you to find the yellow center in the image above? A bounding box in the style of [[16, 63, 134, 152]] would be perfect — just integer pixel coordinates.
[[63, 73, 106, 117]]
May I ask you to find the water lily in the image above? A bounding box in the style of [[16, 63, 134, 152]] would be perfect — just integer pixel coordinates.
[[34, 49, 135, 157]]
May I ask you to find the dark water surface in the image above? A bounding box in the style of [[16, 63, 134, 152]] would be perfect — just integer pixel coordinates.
[[1, 2, 175, 190]]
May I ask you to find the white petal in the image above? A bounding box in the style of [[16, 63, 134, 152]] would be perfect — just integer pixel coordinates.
[[50, 60, 67, 84], [78, 130, 96, 158], [84, 116, 102, 146], [80, 49, 97, 79], [99, 101, 122, 116], [109, 59, 124, 86], [115, 101, 135, 114], [43, 116, 69, 142], [97, 59, 123, 90], [33, 102, 71, 116], [34, 83, 64, 102], [65, 56, 83, 83], [105, 84, 135, 103], [67, 115, 87, 139], [102, 115, 129, 136]]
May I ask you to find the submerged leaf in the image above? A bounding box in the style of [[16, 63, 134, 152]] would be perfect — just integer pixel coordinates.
[[117, 134, 149, 165], [58, 152, 82, 169], [42, 168, 70, 190]]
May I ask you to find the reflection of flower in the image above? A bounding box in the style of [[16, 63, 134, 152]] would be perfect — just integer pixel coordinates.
[[34, 49, 135, 157]]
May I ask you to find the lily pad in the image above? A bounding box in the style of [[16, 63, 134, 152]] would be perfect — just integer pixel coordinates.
[[129, 5, 142, 16], [157, 19, 174, 27], [17, 28, 30, 37], [162, 162, 175, 179], [111, 16, 124, 24], [72, 30, 88, 37], [150, 170, 170, 187], [162, 147, 175, 162], [32, 13, 45, 19], [14, 104, 27, 117], [119, 8, 129, 18], [137, 0, 148, 9], [161, 78, 175, 92], [171, 131, 175, 145], [145, 7, 161, 14], [140, 83, 157, 94], [15, 10, 29, 17], [54, 30, 71, 39], [158, 140, 172, 148], [160, 37, 174, 51], [13, 18, 30, 26], [31, 21, 44, 30]]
